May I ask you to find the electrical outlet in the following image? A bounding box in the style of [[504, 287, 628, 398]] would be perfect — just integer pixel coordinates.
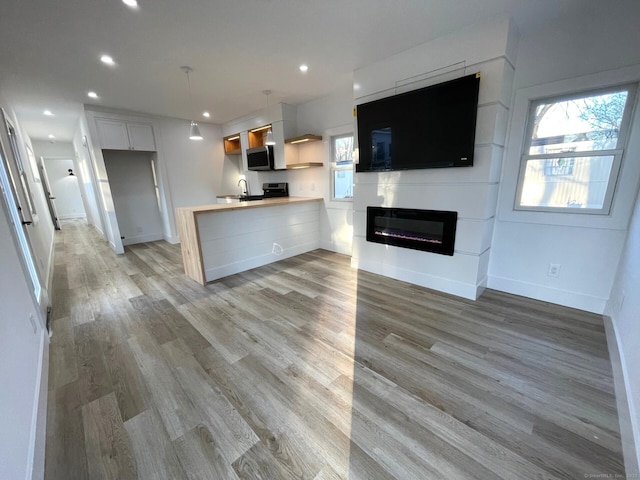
[[547, 263, 561, 278]]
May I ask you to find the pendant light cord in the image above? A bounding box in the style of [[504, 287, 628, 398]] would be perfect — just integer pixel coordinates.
[[185, 68, 195, 119]]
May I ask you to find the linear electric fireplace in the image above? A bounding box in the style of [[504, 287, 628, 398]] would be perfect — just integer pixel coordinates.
[[366, 207, 458, 256]]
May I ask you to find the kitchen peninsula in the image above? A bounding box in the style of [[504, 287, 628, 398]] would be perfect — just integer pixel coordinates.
[[176, 197, 323, 285]]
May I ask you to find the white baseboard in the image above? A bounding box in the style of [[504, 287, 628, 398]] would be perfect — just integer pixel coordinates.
[[352, 256, 481, 300], [58, 214, 86, 220], [604, 315, 640, 476], [45, 224, 56, 297], [320, 239, 352, 256], [29, 330, 49, 480], [487, 275, 607, 314], [121, 233, 164, 246], [164, 234, 180, 245]]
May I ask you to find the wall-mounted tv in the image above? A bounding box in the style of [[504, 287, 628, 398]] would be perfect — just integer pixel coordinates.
[[355, 72, 480, 172]]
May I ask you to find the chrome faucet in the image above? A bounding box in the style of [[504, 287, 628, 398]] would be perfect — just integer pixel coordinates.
[[238, 178, 249, 196]]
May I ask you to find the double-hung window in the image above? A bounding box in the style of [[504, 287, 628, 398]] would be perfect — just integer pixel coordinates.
[[331, 134, 354, 201], [515, 84, 637, 214]]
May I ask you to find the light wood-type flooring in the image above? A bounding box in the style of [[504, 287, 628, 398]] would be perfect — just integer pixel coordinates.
[[45, 219, 625, 479]]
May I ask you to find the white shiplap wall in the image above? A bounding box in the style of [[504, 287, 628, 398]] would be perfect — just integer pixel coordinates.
[[351, 18, 518, 300]]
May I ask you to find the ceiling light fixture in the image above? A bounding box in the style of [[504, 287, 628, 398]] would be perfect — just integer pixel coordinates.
[[263, 90, 275, 146], [87, 91, 98, 99], [299, 64, 309, 73], [100, 54, 115, 66], [182, 66, 203, 141], [122, 0, 138, 8], [48, 134, 55, 139], [202, 111, 210, 118], [43, 110, 53, 116]]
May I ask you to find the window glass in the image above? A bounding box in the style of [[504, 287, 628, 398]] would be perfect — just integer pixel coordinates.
[[332, 135, 354, 200], [528, 90, 628, 155], [333, 168, 353, 200], [333, 135, 354, 164], [516, 85, 635, 213], [520, 155, 615, 209]]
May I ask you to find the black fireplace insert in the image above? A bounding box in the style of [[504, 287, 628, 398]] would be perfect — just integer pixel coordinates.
[[366, 207, 457, 256]]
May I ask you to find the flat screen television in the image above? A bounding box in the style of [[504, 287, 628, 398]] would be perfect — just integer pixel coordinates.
[[355, 72, 480, 172]]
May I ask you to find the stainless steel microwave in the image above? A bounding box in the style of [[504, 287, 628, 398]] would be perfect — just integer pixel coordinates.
[[246, 145, 274, 171]]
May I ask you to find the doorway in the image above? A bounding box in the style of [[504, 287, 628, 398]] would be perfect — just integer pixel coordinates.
[[40, 158, 86, 227], [103, 150, 163, 246]]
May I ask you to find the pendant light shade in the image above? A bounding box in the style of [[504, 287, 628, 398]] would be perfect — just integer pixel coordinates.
[[265, 128, 275, 146], [182, 66, 204, 141], [263, 90, 276, 146], [189, 121, 203, 141]]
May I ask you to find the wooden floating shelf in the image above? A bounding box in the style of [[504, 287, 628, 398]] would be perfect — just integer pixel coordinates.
[[285, 134, 322, 144], [286, 162, 324, 170]]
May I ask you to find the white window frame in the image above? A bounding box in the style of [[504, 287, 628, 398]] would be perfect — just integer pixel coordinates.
[[497, 66, 640, 231], [514, 84, 636, 215], [331, 133, 354, 202]]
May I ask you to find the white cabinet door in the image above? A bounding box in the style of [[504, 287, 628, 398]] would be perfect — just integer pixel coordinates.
[[127, 123, 156, 151], [95, 119, 156, 151], [96, 119, 130, 150]]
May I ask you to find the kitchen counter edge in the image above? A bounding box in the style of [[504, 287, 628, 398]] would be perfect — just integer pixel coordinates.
[[177, 196, 323, 214]]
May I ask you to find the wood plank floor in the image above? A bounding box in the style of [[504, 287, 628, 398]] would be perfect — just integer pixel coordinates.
[[45, 219, 625, 479]]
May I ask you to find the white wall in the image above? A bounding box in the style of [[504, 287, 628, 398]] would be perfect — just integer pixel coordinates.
[[0, 198, 48, 480], [0, 95, 50, 480], [83, 109, 122, 252], [156, 117, 229, 211], [42, 158, 86, 219], [72, 119, 106, 236], [31, 140, 74, 158], [103, 150, 163, 245], [296, 84, 355, 255], [350, 18, 517, 300], [489, 4, 640, 314], [606, 187, 640, 475]]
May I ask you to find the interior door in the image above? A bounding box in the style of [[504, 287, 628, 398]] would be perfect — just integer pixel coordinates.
[[38, 159, 60, 230], [0, 129, 46, 329]]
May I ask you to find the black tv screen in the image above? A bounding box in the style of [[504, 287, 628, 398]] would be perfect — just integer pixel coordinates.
[[356, 73, 480, 172]]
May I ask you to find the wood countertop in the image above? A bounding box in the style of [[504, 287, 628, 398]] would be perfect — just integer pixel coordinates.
[[176, 196, 323, 215]]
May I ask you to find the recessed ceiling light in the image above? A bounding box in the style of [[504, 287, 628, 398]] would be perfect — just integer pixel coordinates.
[[299, 64, 309, 73], [48, 134, 56, 139], [100, 55, 115, 66], [202, 111, 210, 118], [43, 110, 53, 116], [122, 0, 138, 7], [87, 91, 98, 99]]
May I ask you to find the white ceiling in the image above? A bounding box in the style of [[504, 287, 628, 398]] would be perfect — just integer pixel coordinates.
[[0, 0, 601, 142]]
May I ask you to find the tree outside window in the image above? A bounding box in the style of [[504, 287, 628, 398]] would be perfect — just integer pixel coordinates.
[[516, 85, 636, 213], [332, 134, 354, 200]]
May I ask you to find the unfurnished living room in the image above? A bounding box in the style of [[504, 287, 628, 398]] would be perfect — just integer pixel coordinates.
[[1, 1, 639, 479]]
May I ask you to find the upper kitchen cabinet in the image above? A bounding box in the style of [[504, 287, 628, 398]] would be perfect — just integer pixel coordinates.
[[223, 133, 242, 155], [247, 125, 272, 148], [96, 118, 156, 151]]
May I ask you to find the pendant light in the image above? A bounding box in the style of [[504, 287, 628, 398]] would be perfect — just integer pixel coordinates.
[[263, 90, 275, 146], [181, 66, 203, 141]]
